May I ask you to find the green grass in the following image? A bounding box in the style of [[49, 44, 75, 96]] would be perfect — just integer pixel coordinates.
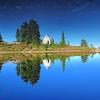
[[0, 42, 96, 52]]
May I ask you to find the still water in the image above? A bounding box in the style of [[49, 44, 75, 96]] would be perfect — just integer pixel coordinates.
[[0, 53, 100, 100]]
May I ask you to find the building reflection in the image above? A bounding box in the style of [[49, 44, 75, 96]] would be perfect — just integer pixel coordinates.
[[43, 59, 51, 69]]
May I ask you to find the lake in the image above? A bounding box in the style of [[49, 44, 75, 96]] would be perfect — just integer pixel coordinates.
[[0, 53, 100, 100]]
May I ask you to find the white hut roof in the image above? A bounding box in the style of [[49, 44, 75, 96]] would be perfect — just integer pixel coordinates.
[[43, 34, 51, 44]]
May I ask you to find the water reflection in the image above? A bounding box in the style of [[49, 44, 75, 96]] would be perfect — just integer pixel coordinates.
[[59, 56, 68, 71], [0, 53, 96, 85], [81, 55, 89, 63], [0, 62, 3, 72], [43, 59, 51, 69], [16, 57, 41, 85]]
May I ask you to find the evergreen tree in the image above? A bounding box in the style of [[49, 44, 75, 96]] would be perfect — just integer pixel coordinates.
[[59, 32, 66, 47], [16, 19, 40, 46], [50, 38, 55, 48], [0, 33, 3, 42], [28, 19, 40, 45], [91, 44, 94, 48], [62, 32, 65, 45], [81, 39, 88, 47], [16, 29, 20, 42], [67, 41, 70, 46]]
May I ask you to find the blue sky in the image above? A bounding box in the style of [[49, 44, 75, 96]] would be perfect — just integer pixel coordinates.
[[0, 0, 100, 47]]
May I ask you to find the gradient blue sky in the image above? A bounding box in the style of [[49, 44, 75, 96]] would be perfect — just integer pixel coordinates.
[[0, 0, 100, 47]]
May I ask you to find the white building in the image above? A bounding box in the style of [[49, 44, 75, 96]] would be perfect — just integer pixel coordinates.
[[42, 34, 51, 45]]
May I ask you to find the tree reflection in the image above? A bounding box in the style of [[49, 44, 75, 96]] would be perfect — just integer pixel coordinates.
[[81, 55, 89, 63], [59, 56, 67, 72], [0, 63, 3, 72], [16, 57, 41, 85], [0, 60, 4, 72], [0, 53, 95, 86]]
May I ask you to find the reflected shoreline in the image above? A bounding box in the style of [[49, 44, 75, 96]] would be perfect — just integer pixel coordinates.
[[0, 52, 97, 64], [0, 52, 97, 86]]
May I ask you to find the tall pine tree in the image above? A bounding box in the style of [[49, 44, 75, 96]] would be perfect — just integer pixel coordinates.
[[0, 33, 3, 42], [16, 19, 40, 46], [59, 32, 66, 47]]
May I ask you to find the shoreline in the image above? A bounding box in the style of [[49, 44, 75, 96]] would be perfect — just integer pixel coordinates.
[[0, 49, 99, 54]]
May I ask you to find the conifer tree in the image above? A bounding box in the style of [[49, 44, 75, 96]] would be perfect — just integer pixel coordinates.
[[0, 33, 3, 42]]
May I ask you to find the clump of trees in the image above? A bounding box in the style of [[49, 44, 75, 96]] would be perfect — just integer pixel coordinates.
[[81, 39, 88, 47], [16, 19, 40, 46]]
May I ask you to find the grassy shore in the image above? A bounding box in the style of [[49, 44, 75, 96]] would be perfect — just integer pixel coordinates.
[[0, 42, 97, 53], [0, 52, 96, 62]]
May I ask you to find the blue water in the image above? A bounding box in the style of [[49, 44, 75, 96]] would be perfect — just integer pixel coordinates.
[[0, 54, 100, 100]]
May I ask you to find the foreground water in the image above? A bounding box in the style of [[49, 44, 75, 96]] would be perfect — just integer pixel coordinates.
[[0, 53, 100, 100]]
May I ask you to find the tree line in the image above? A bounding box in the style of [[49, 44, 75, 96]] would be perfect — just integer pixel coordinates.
[[0, 18, 94, 48]]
